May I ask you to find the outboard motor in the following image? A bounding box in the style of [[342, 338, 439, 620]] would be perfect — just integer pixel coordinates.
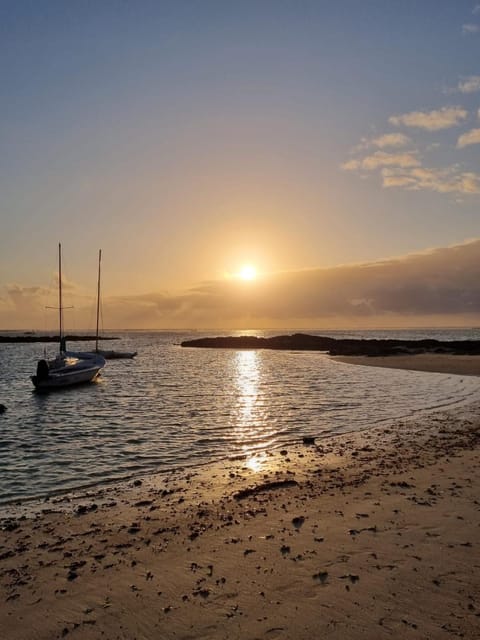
[[36, 359, 50, 381]]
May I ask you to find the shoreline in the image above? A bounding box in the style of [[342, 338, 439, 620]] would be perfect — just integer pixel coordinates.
[[331, 352, 480, 376], [2, 352, 479, 513], [1, 403, 480, 639], [2, 361, 479, 513]]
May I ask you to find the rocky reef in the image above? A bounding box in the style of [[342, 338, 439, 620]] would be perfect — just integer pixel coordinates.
[[181, 333, 480, 356]]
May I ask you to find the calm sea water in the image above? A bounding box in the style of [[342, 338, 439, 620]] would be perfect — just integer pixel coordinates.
[[0, 329, 479, 505]]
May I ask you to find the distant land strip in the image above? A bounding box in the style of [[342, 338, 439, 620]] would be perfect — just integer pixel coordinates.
[[181, 333, 480, 356], [0, 335, 117, 344]]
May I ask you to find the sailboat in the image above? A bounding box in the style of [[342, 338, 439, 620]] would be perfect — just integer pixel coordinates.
[[94, 249, 137, 359], [31, 244, 106, 390]]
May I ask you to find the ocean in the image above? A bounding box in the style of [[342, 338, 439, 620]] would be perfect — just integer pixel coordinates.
[[0, 328, 479, 505]]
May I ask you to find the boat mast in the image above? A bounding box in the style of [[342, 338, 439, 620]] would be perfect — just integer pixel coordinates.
[[95, 249, 102, 352], [58, 242, 63, 345]]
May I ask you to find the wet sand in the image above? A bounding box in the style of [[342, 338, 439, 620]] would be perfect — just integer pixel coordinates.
[[1, 399, 480, 639], [332, 353, 480, 376]]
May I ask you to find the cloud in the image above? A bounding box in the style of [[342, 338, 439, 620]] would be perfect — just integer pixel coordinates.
[[2, 241, 479, 329], [389, 106, 468, 130], [362, 151, 419, 170], [474, 4, 480, 14], [382, 166, 480, 194], [457, 127, 480, 148], [342, 137, 480, 195], [97, 240, 480, 328], [456, 75, 480, 93], [5, 285, 50, 313], [341, 151, 419, 171], [371, 133, 411, 148], [341, 158, 361, 171], [462, 23, 480, 34], [0, 281, 92, 330], [0, 285, 52, 329], [344, 90, 480, 194]]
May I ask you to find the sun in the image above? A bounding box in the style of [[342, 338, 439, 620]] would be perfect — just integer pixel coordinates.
[[239, 264, 257, 281]]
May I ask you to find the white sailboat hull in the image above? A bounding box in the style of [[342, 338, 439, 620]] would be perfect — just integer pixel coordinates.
[[30, 245, 107, 391], [96, 349, 137, 359], [31, 353, 105, 390]]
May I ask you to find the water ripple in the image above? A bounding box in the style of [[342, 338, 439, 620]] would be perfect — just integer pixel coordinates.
[[0, 330, 479, 503]]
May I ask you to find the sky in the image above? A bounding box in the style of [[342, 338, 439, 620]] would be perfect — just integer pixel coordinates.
[[1, 0, 479, 330]]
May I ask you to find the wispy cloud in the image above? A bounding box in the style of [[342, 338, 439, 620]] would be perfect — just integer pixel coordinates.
[[389, 106, 468, 130], [0, 279, 92, 329], [462, 23, 480, 34], [381, 166, 480, 194], [456, 75, 480, 93], [341, 159, 362, 171], [341, 151, 419, 172], [342, 102, 480, 195], [6, 285, 48, 313], [457, 127, 480, 148], [474, 4, 480, 14], [344, 149, 480, 195], [371, 133, 411, 148], [343, 96, 480, 196]]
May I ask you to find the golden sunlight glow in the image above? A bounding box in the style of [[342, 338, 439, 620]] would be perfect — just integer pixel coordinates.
[[232, 351, 270, 474], [235, 350, 259, 427], [239, 264, 257, 280], [245, 452, 267, 473]]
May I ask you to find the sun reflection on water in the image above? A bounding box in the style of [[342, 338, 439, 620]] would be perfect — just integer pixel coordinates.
[[235, 350, 258, 424], [245, 451, 268, 473], [233, 350, 268, 469]]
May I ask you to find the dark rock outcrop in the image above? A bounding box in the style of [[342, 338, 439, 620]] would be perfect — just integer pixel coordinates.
[[181, 333, 480, 356]]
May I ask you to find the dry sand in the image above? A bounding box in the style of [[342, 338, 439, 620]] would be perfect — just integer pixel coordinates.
[[332, 353, 480, 376], [1, 400, 480, 638]]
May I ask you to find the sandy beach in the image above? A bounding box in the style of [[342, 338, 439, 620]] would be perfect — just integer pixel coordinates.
[[1, 384, 479, 639], [332, 353, 480, 376]]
